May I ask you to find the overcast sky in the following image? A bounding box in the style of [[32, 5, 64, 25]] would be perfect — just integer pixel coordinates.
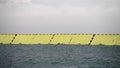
[[0, 0, 120, 34]]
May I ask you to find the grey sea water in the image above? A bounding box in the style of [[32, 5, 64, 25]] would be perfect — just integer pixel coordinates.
[[0, 44, 120, 68]]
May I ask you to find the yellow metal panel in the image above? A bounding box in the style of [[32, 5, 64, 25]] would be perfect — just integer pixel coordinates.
[[91, 35, 120, 45], [50, 34, 72, 44], [70, 34, 93, 45], [12, 34, 53, 44], [0, 34, 15, 44], [32, 35, 52, 44], [12, 35, 35, 44], [0, 35, 6, 44], [0, 35, 5, 43]]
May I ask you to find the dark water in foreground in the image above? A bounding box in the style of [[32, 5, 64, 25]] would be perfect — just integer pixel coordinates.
[[0, 45, 120, 68]]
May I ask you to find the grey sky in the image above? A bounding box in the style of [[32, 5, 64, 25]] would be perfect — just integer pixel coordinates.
[[0, 0, 120, 34]]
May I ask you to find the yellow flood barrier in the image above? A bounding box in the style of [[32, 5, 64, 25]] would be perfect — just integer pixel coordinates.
[[0, 34, 120, 45], [49, 34, 93, 45], [12, 34, 53, 44], [50, 34, 73, 44], [70, 34, 93, 45], [0, 34, 15, 44], [91, 34, 120, 45]]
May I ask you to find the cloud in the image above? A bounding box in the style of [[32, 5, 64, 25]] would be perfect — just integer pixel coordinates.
[[0, 0, 120, 34], [0, 0, 31, 4], [1, 0, 119, 17]]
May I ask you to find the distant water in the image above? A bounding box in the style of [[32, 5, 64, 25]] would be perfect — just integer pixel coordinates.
[[0, 44, 120, 68]]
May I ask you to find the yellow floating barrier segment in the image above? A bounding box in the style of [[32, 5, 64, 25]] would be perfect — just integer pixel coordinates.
[[0, 34, 120, 45]]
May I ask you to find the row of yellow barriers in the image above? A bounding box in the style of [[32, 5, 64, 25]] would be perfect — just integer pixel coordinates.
[[0, 34, 120, 45]]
